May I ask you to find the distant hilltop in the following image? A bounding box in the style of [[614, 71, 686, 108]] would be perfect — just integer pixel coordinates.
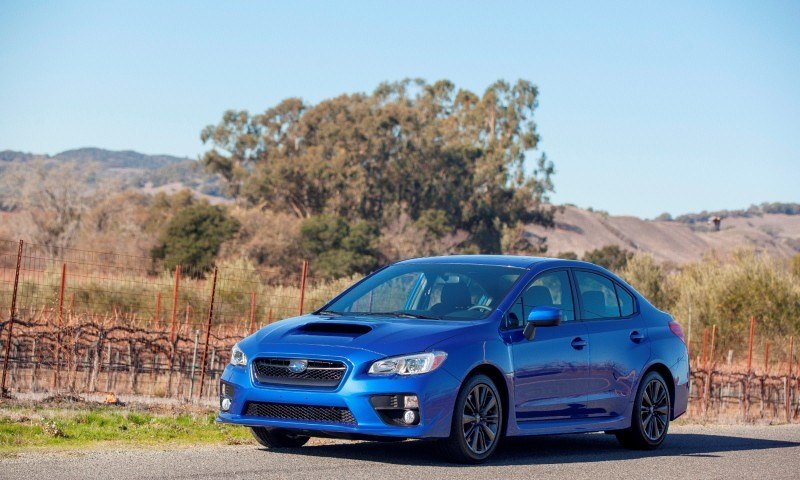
[[0, 147, 225, 203], [525, 204, 800, 264], [0, 147, 190, 170]]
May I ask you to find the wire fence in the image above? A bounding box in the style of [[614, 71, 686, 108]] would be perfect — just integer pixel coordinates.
[[0, 239, 347, 401], [0, 238, 798, 423]]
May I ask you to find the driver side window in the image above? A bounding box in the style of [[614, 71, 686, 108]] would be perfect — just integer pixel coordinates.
[[505, 270, 576, 329]]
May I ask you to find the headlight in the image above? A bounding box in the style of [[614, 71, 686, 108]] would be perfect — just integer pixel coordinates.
[[230, 344, 247, 366], [368, 351, 447, 376]]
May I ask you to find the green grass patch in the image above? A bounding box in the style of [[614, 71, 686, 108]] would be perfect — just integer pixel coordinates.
[[0, 402, 253, 452]]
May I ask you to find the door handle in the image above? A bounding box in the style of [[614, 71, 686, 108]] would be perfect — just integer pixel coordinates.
[[630, 331, 645, 343], [571, 337, 588, 349]]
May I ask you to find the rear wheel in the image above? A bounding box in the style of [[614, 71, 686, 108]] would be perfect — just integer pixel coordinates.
[[251, 427, 310, 449], [438, 374, 503, 463], [615, 371, 671, 450]]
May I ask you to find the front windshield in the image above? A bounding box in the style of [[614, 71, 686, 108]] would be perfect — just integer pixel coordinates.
[[321, 263, 525, 320]]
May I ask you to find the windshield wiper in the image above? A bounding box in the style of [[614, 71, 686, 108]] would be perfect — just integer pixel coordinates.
[[354, 311, 440, 320], [391, 312, 440, 320], [316, 309, 343, 316]]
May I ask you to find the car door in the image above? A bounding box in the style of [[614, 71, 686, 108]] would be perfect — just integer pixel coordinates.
[[574, 269, 651, 421], [506, 269, 591, 425]]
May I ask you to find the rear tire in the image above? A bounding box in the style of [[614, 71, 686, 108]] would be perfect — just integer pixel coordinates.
[[438, 374, 503, 464], [615, 371, 671, 450], [251, 427, 310, 449]]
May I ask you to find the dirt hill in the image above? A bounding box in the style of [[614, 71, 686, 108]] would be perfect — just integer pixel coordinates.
[[525, 205, 800, 264]]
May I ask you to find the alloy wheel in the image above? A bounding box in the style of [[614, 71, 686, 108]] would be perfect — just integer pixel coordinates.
[[462, 383, 500, 455], [640, 378, 669, 442]]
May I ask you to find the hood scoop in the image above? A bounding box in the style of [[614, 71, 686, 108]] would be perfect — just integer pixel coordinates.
[[294, 322, 373, 337]]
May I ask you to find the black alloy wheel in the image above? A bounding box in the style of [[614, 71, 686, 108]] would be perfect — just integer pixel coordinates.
[[615, 371, 671, 450]]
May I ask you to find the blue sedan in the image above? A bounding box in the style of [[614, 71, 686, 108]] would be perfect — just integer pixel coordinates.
[[218, 255, 689, 463]]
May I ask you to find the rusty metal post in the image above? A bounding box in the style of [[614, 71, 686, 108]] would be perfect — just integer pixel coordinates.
[[764, 342, 770, 374], [267, 308, 273, 325], [1, 240, 23, 396], [197, 267, 218, 400], [248, 292, 256, 335], [298, 260, 308, 315], [709, 325, 717, 367]]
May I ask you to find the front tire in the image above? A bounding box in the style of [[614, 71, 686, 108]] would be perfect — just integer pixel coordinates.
[[251, 427, 310, 449], [438, 374, 503, 464], [615, 371, 671, 450]]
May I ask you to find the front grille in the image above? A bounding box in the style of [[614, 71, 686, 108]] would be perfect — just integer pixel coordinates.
[[252, 358, 346, 388], [245, 401, 356, 425]]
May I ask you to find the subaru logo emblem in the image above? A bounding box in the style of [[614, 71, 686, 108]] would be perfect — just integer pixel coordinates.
[[288, 359, 308, 374]]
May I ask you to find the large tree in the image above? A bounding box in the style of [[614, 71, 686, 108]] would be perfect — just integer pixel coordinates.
[[201, 79, 555, 253]]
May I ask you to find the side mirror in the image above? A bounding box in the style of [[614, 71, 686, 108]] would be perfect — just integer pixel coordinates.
[[523, 306, 562, 341]]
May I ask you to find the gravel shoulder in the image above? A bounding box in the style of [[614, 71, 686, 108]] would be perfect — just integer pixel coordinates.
[[2, 424, 800, 479]]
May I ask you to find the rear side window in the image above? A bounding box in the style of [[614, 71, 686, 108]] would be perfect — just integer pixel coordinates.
[[574, 270, 621, 319], [615, 283, 635, 316]]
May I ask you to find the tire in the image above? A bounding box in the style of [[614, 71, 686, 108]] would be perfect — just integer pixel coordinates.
[[251, 427, 310, 449], [615, 371, 671, 450], [438, 374, 503, 464]]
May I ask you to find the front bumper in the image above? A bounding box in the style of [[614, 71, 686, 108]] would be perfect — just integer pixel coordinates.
[[217, 350, 461, 438]]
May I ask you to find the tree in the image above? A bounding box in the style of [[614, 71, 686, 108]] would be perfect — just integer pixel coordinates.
[[556, 251, 579, 260], [300, 215, 379, 277], [582, 245, 633, 272], [9, 161, 101, 255], [201, 79, 556, 254], [152, 202, 239, 276]]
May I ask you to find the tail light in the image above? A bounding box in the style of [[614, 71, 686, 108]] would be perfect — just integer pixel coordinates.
[[669, 321, 685, 343]]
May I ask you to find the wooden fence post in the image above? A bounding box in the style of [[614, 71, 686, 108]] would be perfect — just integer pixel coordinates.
[[787, 336, 794, 423], [197, 267, 218, 400], [154, 292, 162, 330], [744, 316, 756, 419], [166, 266, 180, 394], [169, 266, 181, 344], [1, 240, 23, 396], [248, 292, 256, 335], [53, 262, 66, 391]]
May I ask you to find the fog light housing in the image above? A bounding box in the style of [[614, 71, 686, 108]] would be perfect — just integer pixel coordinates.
[[221, 397, 231, 412], [370, 394, 421, 427], [402, 409, 417, 425]]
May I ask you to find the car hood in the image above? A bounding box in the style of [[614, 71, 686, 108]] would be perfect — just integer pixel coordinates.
[[245, 314, 484, 357]]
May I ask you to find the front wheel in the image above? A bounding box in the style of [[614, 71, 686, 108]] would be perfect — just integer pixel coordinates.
[[251, 427, 310, 449], [438, 374, 503, 463], [615, 371, 671, 450]]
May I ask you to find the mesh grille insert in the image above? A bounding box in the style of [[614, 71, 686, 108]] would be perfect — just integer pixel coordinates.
[[245, 401, 356, 425], [252, 358, 346, 388]]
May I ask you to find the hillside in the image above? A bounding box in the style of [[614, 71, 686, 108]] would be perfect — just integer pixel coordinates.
[[526, 205, 800, 263]]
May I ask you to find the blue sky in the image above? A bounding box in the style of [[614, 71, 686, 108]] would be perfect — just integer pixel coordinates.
[[1, 1, 798, 218]]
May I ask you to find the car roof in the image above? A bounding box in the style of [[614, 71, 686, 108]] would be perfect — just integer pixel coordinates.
[[396, 255, 576, 269]]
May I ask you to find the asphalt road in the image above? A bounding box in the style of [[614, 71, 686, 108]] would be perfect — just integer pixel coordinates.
[[3, 425, 799, 480]]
